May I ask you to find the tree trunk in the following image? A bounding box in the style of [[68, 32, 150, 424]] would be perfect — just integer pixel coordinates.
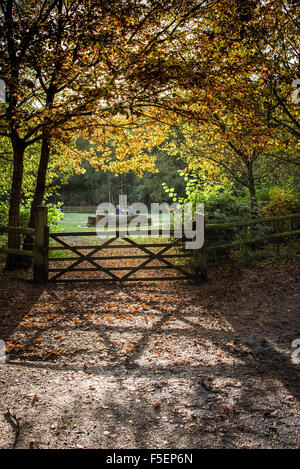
[[5, 140, 25, 270], [249, 180, 257, 213], [247, 158, 257, 216], [22, 129, 51, 267]]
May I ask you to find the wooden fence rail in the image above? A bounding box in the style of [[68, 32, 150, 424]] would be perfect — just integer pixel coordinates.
[[0, 226, 35, 235], [206, 213, 300, 230], [0, 226, 36, 257], [206, 229, 300, 253], [62, 205, 96, 213]]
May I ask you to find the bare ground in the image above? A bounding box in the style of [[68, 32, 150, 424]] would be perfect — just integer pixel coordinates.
[[0, 258, 299, 449]]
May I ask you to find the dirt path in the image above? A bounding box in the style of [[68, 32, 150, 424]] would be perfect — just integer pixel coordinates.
[[0, 259, 299, 449]]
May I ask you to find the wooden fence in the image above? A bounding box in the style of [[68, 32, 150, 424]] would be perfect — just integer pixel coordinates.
[[0, 206, 49, 283], [200, 213, 300, 272], [0, 207, 299, 283], [62, 205, 96, 213]]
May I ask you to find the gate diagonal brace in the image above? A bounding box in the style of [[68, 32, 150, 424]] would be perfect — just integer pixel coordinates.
[[120, 237, 192, 280], [49, 235, 120, 281]]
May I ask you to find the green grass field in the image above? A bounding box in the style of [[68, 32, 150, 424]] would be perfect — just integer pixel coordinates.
[[57, 212, 95, 232], [56, 212, 173, 233]]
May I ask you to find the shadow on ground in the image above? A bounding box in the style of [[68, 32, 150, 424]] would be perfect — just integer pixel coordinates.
[[0, 260, 299, 448]]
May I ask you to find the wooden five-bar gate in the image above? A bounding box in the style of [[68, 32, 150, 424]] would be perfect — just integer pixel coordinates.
[[48, 230, 196, 283]]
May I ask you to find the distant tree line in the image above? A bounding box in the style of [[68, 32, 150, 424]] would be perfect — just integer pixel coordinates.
[[56, 137, 186, 208]]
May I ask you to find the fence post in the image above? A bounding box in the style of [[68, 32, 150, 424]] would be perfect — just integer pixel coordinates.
[[33, 206, 49, 283], [193, 215, 207, 283], [193, 245, 207, 283], [242, 224, 251, 259], [275, 213, 280, 256]]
